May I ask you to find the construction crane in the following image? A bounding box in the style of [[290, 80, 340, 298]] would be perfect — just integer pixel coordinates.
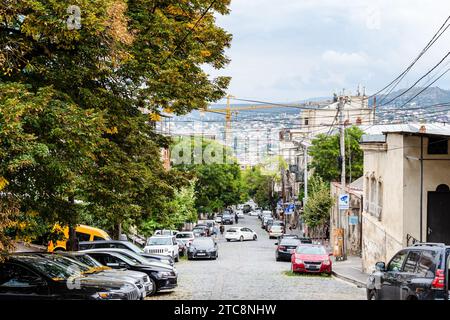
[[202, 95, 328, 145]]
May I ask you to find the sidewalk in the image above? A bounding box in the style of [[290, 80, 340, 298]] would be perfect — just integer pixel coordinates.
[[332, 255, 369, 288]]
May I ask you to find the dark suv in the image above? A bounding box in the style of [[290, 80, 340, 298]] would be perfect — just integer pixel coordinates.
[[366, 243, 450, 300]]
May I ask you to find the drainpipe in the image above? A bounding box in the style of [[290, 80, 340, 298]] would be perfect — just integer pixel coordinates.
[[420, 135, 424, 243]]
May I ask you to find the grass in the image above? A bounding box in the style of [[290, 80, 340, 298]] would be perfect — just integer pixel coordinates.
[[283, 270, 332, 278]]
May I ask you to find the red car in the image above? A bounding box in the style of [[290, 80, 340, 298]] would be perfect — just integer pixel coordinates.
[[291, 244, 332, 274]]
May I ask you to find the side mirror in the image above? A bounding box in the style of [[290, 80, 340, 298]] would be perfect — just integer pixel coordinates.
[[375, 262, 386, 271], [274, 242, 278, 245]]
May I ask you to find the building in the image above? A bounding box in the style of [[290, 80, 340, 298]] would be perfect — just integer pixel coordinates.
[[359, 123, 450, 272]]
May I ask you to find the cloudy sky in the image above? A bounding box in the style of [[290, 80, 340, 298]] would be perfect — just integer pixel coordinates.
[[205, 0, 450, 102]]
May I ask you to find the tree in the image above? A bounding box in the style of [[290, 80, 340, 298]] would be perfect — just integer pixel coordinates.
[[303, 176, 333, 234], [308, 126, 364, 183], [1, 1, 233, 241]]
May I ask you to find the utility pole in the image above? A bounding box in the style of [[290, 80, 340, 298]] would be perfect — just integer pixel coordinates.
[[338, 96, 347, 260]]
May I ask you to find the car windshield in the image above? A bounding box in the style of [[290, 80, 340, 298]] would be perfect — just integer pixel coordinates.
[[295, 246, 327, 255], [193, 228, 204, 232], [147, 237, 172, 246], [42, 255, 91, 273], [271, 226, 283, 231], [281, 239, 301, 246], [227, 228, 238, 232], [176, 233, 194, 239], [71, 254, 103, 268], [192, 239, 214, 246], [19, 256, 83, 280], [122, 241, 144, 253], [117, 250, 148, 264]]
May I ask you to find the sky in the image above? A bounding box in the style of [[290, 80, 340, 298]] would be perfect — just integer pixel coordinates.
[[204, 0, 450, 103]]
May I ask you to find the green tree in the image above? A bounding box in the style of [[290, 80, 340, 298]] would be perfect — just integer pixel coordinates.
[[308, 126, 364, 182], [303, 176, 333, 229]]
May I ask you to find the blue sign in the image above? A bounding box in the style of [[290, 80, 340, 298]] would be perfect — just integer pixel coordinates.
[[339, 194, 350, 210], [348, 215, 359, 225], [284, 203, 295, 215]]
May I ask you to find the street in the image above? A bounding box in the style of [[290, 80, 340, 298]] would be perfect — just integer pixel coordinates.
[[149, 216, 365, 300]]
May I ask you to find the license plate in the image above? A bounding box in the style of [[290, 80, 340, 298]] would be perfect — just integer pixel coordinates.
[[197, 253, 206, 256], [306, 265, 319, 269]]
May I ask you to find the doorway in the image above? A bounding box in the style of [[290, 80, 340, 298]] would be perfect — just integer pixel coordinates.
[[427, 184, 450, 244]]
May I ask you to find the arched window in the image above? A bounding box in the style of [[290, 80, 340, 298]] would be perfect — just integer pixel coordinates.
[[436, 184, 450, 193]]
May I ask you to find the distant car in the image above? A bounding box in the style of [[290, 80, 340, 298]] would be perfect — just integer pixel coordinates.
[[262, 216, 273, 230], [276, 235, 313, 244], [275, 238, 302, 261], [249, 211, 259, 216], [268, 225, 284, 239], [366, 243, 450, 300], [192, 226, 208, 237], [78, 240, 174, 266], [154, 230, 178, 236], [144, 236, 180, 262], [215, 216, 223, 224], [222, 214, 234, 225], [175, 232, 195, 255], [225, 227, 257, 242], [187, 238, 218, 260], [0, 254, 141, 300], [236, 210, 245, 218], [291, 244, 332, 275]]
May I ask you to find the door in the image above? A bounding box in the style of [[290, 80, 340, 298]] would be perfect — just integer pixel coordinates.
[[398, 251, 421, 300], [241, 228, 251, 240], [427, 185, 450, 244], [380, 250, 408, 300]]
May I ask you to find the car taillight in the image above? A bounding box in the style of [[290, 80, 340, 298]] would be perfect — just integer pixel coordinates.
[[431, 269, 445, 289]]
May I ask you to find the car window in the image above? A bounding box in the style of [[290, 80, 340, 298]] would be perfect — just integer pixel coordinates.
[[76, 232, 91, 242], [0, 264, 43, 288], [93, 236, 106, 241], [402, 251, 421, 273], [387, 251, 408, 272], [416, 250, 437, 277]]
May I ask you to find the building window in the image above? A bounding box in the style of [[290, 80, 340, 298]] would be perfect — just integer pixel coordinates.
[[304, 118, 309, 126], [428, 137, 448, 155]]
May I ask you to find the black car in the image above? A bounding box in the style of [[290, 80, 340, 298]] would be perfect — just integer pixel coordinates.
[[79, 240, 174, 266], [83, 250, 177, 295], [275, 238, 302, 261], [366, 243, 450, 300], [0, 254, 141, 300], [192, 226, 208, 237], [187, 238, 218, 260], [222, 214, 233, 225]]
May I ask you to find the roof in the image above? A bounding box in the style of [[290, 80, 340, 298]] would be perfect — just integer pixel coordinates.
[[360, 123, 450, 139], [349, 176, 364, 191]]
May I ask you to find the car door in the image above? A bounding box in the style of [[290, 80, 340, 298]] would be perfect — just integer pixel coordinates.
[[380, 250, 408, 300], [0, 263, 50, 300], [398, 250, 421, 300]]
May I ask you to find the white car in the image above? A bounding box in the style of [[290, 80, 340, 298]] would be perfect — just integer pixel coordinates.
[[225, 227, 257, 242], [249, 210, 259, 216], [154, 229, 178, 236], [236, 210, 245, 218], [215, 216, 222, 223], [144, 235, 180, 262], [268, 225, 284, 239]]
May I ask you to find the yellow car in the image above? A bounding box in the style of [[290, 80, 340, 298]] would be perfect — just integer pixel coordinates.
[[48, 224, 111, 252]]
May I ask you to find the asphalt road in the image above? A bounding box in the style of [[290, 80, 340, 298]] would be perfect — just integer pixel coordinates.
[[148, 215, 365, 300]]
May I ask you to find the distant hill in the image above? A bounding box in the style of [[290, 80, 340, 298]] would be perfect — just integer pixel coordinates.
[[372, 87, 450, 108]]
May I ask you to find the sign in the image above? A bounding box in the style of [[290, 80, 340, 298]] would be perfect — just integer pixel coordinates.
[[348, 215, 359, 225], [284, 203, 295, 215], [339, 194, 350, 210]]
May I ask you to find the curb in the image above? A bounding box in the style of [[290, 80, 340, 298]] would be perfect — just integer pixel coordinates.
[[332, 271, 366, 288]]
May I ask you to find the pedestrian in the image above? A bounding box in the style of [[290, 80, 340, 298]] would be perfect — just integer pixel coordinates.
[[235, 212, 239, 224], [220, 224, 224, 236]]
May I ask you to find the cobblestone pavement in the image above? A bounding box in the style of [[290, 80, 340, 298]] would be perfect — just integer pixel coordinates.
[[148, 216, 366, 300]]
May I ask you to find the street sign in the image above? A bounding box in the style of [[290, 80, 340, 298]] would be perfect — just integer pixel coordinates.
[[339, 194, 350, 210], [348, 215, 359, 225], [284, 203, 295, 215]]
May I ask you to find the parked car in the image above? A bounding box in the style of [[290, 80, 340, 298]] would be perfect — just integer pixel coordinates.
[[291, 244, 332, 275], [277, 235, 313, 244], [60, 251, 154, 298], [187, 238, 218, 260], [215, 216, 223, 224], [249, 210, 259, 216], [262, 216, 273, 230], [154, 230, 178, 236], [79, 240, 174, 266], [236, 210, 245, 218], [175, 232, 195, 256], [275, 238, 302, 261], [0, 254, 141, 300], [144, 236, 180, 262], [47, 224, 111, 252], [268, 225, 284, 239], [225, 227, 258, 242], [192, 226, 208, 237], [82, 250, 177, 295], [260, 210, 272, 220], [34, 252, 152, 299], [222, 213, 234, 225], [366, 243, 450, 300]]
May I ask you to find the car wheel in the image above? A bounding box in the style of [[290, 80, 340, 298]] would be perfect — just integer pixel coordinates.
[[175, 254, 179, 262], [368, 289, 378, 301], [148, 278, 157, 296], [239, 236, 244, 242], [226, 239, 231, 242], [276, 254, 280, 261], [253, 235, 257, 241], [291, 263, 295, 273]]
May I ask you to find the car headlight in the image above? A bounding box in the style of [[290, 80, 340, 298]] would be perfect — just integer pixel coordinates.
[[295, 259, 303, 264], [94, 291, 126, 300], [207, 248, 216, 252], [158, 271, 173, 278], [323, 259, 331, 266]]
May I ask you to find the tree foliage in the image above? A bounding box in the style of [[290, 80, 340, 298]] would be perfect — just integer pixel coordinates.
[[308, 126, 364, 182], [303, 176, 333, 228]]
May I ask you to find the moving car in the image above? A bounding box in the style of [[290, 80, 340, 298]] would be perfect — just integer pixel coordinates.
[[82, 250, 177, 295], [225, 227, 257, 242], [268, 225, 284, 239], [47, 224, 111, 252], [221, 213, 234, 225], [144, 236, 180, 262], [366, 242, 450, 300], [175, 232, 195, 256], [275, 238, 301, 261], [236, 210, 245, 219], [291, 245, 332, 274], [79, 240, 174, 266], [187, 238, 218, 260], [0, 254, 141, 300]]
